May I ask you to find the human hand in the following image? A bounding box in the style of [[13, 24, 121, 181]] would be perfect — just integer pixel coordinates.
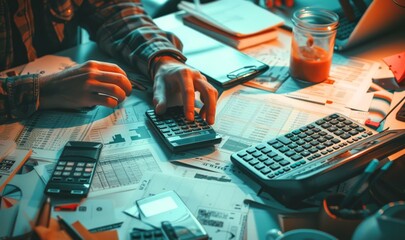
[[34, 218, 71, 240], [265, 0, 294, 8], [152, 56, 218, 125], [38, 60, 132, 110]]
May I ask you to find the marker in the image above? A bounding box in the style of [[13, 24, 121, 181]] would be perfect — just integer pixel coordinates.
[[340, 159, 379, 209]]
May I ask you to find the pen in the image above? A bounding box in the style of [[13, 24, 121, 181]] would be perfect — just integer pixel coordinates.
[[340, 159, 379, 209], [129, 79, 147, 91], [349, 160, 393, 207], [57, 215, 84, 240], [36, 197, 51, 227]]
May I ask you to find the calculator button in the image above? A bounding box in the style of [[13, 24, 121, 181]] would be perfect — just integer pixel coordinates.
[[249, 159, 259, 166], [252, 152, 262, 158], [79, 178, 89, 183], [270, 164, 281, 170], [264, 159, 275, 166], [71, 190, 84, 195], [255, 163, 265, 170], [277, 136, 291, 145], [261, 167, 272, 174], [237, 152, 247, 158], [258, 156, 269, 162]]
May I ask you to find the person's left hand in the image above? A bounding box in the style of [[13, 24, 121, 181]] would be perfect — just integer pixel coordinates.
[[152, 56, 218, 125]]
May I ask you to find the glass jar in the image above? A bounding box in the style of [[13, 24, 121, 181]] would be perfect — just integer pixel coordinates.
[[289, 7, 339, 83]]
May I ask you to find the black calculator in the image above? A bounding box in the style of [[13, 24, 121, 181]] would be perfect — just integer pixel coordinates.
[[44, 141, 103, 198], [145, 106, 222, 152], [230, 113, 405, 206]]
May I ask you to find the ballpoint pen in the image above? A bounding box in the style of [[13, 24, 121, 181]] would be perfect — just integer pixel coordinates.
[[57, 215, 84, 240], [36, 197, 51, 228], [340, 159, 380, 209]]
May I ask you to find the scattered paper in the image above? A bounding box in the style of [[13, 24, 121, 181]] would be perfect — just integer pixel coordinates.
[[126, 172, 254, 240]]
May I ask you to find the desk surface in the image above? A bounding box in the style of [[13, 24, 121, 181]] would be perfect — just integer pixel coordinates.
[[1, 9, 405, 240]]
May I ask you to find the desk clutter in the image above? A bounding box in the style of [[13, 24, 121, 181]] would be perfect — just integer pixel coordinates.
[[1, 5, 405, 239]]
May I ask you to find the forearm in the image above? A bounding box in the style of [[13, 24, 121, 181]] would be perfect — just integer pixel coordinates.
[[79, 0, 186, 78], [0, 75, 40, 124]]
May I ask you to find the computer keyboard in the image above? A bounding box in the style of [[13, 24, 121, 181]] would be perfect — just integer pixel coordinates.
[[230, 113, 405, 206]]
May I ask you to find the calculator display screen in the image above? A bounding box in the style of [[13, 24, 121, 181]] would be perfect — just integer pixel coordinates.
[[139, 196, 178, 217]]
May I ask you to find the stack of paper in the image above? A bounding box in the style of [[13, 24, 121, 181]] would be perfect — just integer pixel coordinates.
[[178, 0, 284, 49]]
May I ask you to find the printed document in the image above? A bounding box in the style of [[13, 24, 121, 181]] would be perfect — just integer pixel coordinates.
[[244, 45, 380, 110], [126, 172, 254, 240]]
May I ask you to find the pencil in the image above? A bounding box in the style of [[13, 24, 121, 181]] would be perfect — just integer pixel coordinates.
[[57, 215, 84, 240], [36, 197, 51, 227]]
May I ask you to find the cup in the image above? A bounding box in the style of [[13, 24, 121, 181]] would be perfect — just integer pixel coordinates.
[[289, 7, 339, 83], [352, 201, 405, 240], [266, 228, 337, 240]]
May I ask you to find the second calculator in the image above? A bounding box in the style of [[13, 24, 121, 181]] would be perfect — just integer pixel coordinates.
[[146, 106, 222, 152]]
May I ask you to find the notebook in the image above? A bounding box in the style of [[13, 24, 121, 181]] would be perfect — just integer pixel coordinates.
[[182, 15, 279, 49], [270, 0, 404, 51]]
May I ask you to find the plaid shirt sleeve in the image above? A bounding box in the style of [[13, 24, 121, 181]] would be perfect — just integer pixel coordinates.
[[0, 74, 40, 124], [0, 0, 187, 124], [79, 0, 187, 78]]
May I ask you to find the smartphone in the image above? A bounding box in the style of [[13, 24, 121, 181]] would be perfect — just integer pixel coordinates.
[[44, 141, 103, 198]]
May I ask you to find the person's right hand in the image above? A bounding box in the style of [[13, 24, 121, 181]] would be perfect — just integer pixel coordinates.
[[38, 60, 132, 110]]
